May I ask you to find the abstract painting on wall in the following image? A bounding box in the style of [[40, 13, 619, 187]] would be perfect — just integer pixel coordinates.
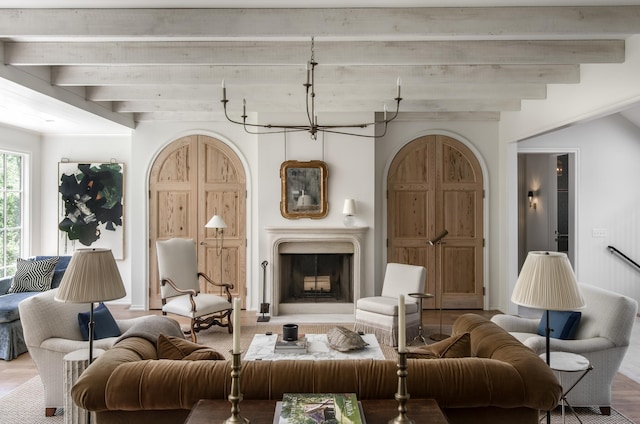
[[58, 162, 124, 259]]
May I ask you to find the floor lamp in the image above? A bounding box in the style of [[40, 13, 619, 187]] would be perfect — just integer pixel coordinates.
[[428, 229, 448, 341], [55, 248, 126, 424], [205, 214, 227, 292], [511, 251, 585, 424]]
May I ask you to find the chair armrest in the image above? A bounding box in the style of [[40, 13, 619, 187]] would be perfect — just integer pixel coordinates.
[[199, 272, 234, 301], [491, 314, 540, 333], [160, 277, 197, 296]]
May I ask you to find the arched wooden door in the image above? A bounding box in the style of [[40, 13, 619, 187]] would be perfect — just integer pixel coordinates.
[[149, 135, 247, 309], [387, 134, 484, 309]]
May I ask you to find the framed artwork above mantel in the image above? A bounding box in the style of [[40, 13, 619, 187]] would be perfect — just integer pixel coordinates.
[[57, 162, 125, 259], [280, 160, 328, 219]]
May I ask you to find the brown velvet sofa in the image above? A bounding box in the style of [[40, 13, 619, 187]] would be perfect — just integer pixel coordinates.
[[72, 314, 561, 424]]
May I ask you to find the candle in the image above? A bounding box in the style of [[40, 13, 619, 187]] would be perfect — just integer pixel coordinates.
[[396, 76, 402, 99], [398, 294, 406, 353], [383, 104, 388, 121], [233, 297, 241, 354], [221, 79, 226, 102]]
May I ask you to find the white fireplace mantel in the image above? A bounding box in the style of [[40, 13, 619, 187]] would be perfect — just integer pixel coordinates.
[[266, 226, 368, 315]]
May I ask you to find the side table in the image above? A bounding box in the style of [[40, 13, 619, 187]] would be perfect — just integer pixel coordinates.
[[64, 348, 105, 424], [541, 351, 593, 424], [408, 292, 434, 345]]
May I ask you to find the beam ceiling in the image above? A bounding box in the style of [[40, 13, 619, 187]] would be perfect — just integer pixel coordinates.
[[0, 6, 638, 131]]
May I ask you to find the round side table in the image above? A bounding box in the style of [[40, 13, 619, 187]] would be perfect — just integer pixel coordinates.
[[408, 292, 434, 345], [541, 351, 593, 424], [64, 348, 105, 424]]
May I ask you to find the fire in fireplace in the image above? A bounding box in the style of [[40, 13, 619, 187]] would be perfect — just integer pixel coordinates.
[[279, 253, 353, 304]]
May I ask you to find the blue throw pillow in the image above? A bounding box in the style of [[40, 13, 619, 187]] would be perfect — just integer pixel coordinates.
[[78, 303, 121, 341], [537, 310, 582, 340]]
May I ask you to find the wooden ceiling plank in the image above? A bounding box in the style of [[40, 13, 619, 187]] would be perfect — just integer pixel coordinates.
[[68, 64, 579, 88], [114, 98, 521, 113], [10, 40, 623, 66], [1, 7, 639, 39], [134, 110, 501, 123]]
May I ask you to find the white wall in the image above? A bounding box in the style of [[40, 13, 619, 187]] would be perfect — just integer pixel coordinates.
[[39, 134, 133, 301], [519, 114, 640, 302]]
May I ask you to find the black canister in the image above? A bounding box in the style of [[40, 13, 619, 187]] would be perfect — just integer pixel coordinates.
[[282, 323, 298, 341]]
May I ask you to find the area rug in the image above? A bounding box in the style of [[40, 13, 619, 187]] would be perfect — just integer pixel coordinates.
[[547, 407, 635, 424], [0, 376, 63, 424]]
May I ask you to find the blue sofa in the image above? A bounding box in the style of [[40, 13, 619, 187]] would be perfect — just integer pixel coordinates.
[[0, 256, 71, 360]]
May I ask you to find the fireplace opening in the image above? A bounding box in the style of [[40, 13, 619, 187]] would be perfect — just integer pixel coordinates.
[[279, 253, 353, 304]]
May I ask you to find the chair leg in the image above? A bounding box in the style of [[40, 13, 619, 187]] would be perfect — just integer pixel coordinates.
[[599, 406, 611, 415], [190, 320, 197, 343], [45, 408, 57, 417]]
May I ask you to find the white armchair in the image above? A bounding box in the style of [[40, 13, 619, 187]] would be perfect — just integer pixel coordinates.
[[353, 263, 426, 346], [491, 283, 638, 415], [18, 288, 143, 416]]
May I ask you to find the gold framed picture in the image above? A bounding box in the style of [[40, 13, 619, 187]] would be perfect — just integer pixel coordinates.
[[280, 160, 328, 219]]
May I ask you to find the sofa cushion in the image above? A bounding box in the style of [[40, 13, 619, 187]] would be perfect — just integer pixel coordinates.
[[78, 303, 121, 340], [407, 333, 471, 359], [355, 296, 419, 315], [537, 311, 581, 340], [35, 255, 71, 289], [157, 334, 225, 360], [7, 257, 59, 293]]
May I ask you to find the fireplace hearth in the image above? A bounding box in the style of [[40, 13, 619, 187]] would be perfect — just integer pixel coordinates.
[[266, 227, 367, 315]]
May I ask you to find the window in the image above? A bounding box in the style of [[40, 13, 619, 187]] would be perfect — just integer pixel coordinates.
[[0, 152, 23, 278]]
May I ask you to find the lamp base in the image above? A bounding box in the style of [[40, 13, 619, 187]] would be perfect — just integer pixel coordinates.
[[343, 215, 355, 227]]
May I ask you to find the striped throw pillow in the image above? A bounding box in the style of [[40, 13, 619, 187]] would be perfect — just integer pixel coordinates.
[[8, 257, 59, 293]]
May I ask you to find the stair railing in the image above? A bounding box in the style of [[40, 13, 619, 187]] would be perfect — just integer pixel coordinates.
[[607, 245, 640, 271]]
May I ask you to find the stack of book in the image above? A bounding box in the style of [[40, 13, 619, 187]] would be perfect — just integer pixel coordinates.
[[274, 335, 308, 353], [275, 393, 365, 424]]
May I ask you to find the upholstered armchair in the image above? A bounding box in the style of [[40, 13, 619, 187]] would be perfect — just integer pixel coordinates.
[[156, 238, 234, 342], [353, 262, 426, 346], [491, 283, 638, 415], [18, 288, 142, 416]]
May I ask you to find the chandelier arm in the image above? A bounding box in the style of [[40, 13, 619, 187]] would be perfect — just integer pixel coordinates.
[[220, 37, 402, 140]]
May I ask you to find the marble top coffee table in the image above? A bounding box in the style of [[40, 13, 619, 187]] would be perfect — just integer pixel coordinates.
[[243, 333, 385, 361]]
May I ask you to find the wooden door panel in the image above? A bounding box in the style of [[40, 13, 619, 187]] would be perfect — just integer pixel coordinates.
[[156, 191, 193, 238], [150, 135, 247, 310], [388, 135, 483, 309], [442, 190, 478, 238], [443, 245, 482, 308], [392, 191, 429, 238], [198, 136, 247, 306]]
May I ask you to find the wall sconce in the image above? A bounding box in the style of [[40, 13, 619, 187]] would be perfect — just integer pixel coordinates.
[[528, 191, 537, 209], [343, 199, 356, 227]]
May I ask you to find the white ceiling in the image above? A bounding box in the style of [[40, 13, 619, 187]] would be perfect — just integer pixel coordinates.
[[1, 2, 640, 135]]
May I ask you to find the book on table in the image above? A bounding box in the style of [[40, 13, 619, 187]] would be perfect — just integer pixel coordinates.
[[275, 335, 308, 353], [274, 393, 366, 424]]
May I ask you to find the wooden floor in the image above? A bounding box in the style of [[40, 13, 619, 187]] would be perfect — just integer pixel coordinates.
[[1, 308, 639, 422]]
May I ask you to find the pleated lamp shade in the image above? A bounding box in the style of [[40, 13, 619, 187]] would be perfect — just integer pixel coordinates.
[[205, 215, 227, 229], [511, 251, 585, 311], [55, 248, 126, 303]]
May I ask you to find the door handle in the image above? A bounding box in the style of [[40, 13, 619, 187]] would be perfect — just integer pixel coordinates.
[[199, 241, 208, 246]]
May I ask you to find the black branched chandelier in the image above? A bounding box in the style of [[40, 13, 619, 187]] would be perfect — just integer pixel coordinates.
[[221, 37, 402, 139]]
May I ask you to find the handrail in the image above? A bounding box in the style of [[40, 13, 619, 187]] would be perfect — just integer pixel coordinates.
[[607, 245, 640, 271]]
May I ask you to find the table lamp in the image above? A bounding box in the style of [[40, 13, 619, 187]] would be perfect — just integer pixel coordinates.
[[511, 251, 585, 424], [55, 248, 126, 424]]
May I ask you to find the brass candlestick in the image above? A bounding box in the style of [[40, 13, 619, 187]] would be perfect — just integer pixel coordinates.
[[224, 351, 250, 424], [388, 350, 414, 424]]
